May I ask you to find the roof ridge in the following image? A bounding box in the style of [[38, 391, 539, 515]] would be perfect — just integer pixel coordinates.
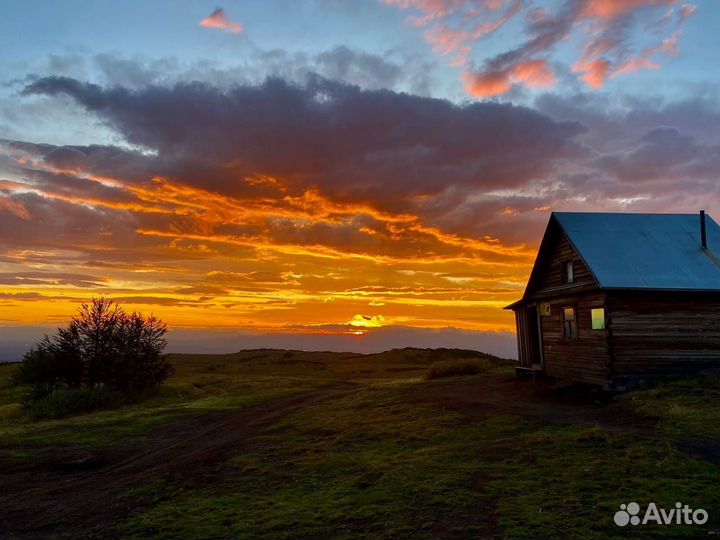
[[553, 211, 707, 216]]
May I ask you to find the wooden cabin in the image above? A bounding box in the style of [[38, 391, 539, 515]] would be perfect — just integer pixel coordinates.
[[506, 211, 720, 388]]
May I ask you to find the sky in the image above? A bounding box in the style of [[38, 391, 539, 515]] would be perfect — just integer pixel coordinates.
[[0, 0, 719, 359]]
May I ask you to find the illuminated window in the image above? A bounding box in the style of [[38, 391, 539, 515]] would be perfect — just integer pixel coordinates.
[[591, 308, 606, 330], [562, 260, 574, 284], [562, 307, 577, 339]]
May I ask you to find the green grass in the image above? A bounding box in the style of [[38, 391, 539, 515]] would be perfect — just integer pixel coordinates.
[[0, 383, 309, 450], [0, 346, 478, 454], [625, 374, 720, 438], [118, 374, 720, 540], [0, 354, 324, 453], [425, 358, 494, 379], [484, 426, 718, 539], [2, 352, 719, 539], [25, 387, 126, 420]]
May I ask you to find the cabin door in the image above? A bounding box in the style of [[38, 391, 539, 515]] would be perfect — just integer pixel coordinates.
[[527, 305, 543, 367]]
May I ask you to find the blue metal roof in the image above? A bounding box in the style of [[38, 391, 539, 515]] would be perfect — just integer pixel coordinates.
[[553, 212, 720, 290]]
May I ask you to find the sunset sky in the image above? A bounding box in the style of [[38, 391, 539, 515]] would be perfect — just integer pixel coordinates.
[[0, 0, 718, 359]]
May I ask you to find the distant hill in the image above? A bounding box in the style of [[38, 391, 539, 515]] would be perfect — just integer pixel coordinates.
[[1, 326, 519, 362], [166, 347, 514, 380]]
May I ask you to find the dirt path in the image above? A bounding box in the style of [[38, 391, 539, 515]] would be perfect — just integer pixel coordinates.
[[0, 382, 359, 540]]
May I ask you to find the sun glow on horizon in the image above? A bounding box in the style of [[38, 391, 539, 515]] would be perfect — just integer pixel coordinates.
[[349, 314, 387, 329]]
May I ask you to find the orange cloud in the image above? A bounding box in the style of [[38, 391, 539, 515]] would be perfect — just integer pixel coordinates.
[[423, 1, 522, 66], [199, 8, 244, 34], [611, 56, 660, 78], [382, 0, 468, 22], [3, 76, 607, 339], [511, 59, 556, 87], [463, 59, 555, 97], [461, 70, 511, 97], [384, 0, 696, 96], [574, 17, 688, 87], [572, 59, 611, 89], [679, 3, 697, 19], [0, 144, 530, 336], [573, 1, 694, 88], [578, 0, 679, 21], [0, 196, 30, 220]]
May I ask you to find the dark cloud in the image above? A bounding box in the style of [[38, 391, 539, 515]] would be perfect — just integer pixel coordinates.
[[6, 73, 720, 250], [85, 46, 437, 97], [0, 189, 155, 261], [94, 54, 180, 88], [595, 126, 708, 181], [1, 64, 717, 254], [315, 46, 403, 90], [535, 92, 720, 147], [21, 75, 587, 206], [45, 53, 87, 79]]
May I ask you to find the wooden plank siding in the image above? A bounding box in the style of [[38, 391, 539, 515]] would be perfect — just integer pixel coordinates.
[[529, 229, 597, 299], [538, 292, 610, 386], [607, 293, 720, 376], [515, 308, 533, 368]]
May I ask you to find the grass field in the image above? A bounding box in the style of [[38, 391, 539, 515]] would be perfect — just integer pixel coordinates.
[[1, 348, 719, 539]]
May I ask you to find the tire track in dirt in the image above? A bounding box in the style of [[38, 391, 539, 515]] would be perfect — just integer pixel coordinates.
[[0, 382, 359, 539]]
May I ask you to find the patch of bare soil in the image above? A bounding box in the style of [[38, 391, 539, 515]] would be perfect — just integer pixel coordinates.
[[402, 375, 657, 436], [0, 383, 359, 540]]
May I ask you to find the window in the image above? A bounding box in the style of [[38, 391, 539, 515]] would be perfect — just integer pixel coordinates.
[[562, 307, 577, 339], [562, 260, 574, 284], [591, 308, 606, 330]]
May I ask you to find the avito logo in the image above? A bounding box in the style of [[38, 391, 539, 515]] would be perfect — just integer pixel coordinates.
[[614, 502, 708, 527]]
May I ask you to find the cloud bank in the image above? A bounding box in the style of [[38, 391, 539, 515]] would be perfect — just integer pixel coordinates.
[[1, 68, 719, 351]]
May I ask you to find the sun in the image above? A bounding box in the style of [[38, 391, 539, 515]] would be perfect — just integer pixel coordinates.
[[348, 314, 386, 328]]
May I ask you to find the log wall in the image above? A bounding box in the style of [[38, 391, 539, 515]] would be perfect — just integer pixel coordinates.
[[607, 293, 720, 376], [539, 292, 610, 385]]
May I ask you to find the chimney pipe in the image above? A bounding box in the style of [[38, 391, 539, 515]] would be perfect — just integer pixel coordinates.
[[701, 210, 708, 251]]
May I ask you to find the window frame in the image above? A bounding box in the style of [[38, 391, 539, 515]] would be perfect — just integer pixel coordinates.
[[562, 305, 578, 340], [562, 260, 574, 284]]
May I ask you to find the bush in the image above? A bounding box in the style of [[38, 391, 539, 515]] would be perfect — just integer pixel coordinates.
[[12, 297, 173, 415], [425, 358, 492, 380], [25, 387, 125, 420], [12, 347, 61, 400]]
